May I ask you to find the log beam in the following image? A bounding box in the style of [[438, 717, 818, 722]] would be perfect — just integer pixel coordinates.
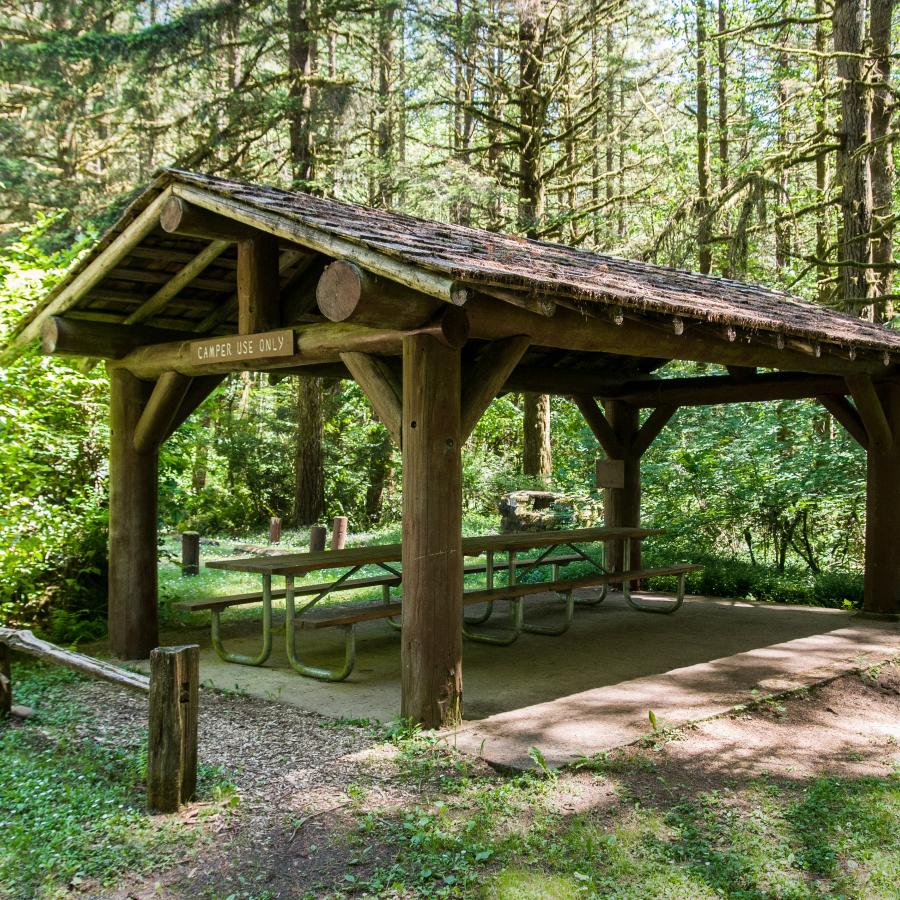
[[133, 372, 193, 455], [632, 404, 679, 458], [574, 395, 624, 458], [108, 368, 158, 659], [339, 352, 403, 445], [41, 317, 195, 360], [123, 240, 230, 325], [237, 235, 281, 334], [846, 374, 893, 451], [863, 382, 900, 615], [818, 395, 869, 448], [401, 333, 463, 728], [460, 335, 531, 440], [164, 374, 225, 440], [160, 196, 256, 241]]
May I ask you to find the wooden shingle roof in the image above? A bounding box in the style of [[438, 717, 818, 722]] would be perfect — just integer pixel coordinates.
[[4, 168, 900, 366]]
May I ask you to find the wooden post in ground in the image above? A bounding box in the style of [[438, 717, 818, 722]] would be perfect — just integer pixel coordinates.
[[268, 517, 282, 544], [401, 333, 463, 728], [603, 400, 641, 573], [863, 382, 900, 615], [0, 643, 10, 717], [109, 368, 159, 659], [181, 532, 200, 576], [309, 526, 327, 552], [147, 645, 199, 813], [331, 516, 348, 550]]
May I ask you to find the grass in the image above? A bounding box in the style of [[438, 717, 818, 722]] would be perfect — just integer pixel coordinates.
[[340, 727, 900, 899], [0, 662, 236, 900]]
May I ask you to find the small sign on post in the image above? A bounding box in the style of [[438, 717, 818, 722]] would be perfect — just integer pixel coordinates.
[[596, 458, 626, 490], [189, 329, 294, 365]]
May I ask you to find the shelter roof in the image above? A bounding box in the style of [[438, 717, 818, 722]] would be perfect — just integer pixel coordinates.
[[4, 168, 900, 369]]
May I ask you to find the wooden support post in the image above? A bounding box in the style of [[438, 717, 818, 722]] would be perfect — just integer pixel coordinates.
[[332, 516, 348, 550], [819, 395, 869, 448], [0, 643, 10, 717], [147, 645, 199, 813], [269, 517, 282, 544], [109, 368, 159, 659], [237, 235, 281, 334], [339, 352, 403, 445], [309, 526, 327, 552], [181, 532, 200, 576], [603, 400, 642, 574], [846, 374, 893, 451], [863, 382, 900, 615], [133, 371, 193, 455], [460, 335, 531, 440], [401, 333, 463, 728]]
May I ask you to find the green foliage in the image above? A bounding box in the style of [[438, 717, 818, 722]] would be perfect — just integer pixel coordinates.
[[0, 219, 110, 638], [0, 663, 202, 899]]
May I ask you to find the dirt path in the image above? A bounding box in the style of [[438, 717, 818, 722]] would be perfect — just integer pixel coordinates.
[[61, 658, 900, 898]]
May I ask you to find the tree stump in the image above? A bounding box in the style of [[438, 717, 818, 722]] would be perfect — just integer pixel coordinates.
[[0, 643, 10, 717]]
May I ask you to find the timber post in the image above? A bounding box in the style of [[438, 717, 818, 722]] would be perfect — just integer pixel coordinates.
[[147, 644, 199, 813], [401, 333, 464, 728], [108, 367, 159, 659], [863, 382, 900, 615], [181, 531, 200, 576], [0, 642, 10, 717], [269, 516, 282, 544], [309, 525, 327, 552], [332, 516, 348, 550], [603, 400, 642, 573]]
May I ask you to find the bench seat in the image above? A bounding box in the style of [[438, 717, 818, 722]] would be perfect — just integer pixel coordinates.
[[175, 552, 584, 613]]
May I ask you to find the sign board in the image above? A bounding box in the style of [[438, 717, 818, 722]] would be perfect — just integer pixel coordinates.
[[596, 458, 625, 489], [190, 329, 294, 364]]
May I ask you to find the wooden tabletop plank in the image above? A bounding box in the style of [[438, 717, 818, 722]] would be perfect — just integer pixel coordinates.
[[205, 526, 664, 575]]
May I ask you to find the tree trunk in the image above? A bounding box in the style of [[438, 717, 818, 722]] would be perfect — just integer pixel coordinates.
[[364, 427, 393, 524], [518, 2, 552, 479], [869, 0, 895, 322], [815, 0, 830, 305], [287, 0, 316, 189], [523, 391, 552, 479], [377, 1, 397, 209], [293, 376, 324, 525], [695, 0, 712, 274], [717, 0, 730, 274], [833, 0, 873, 314]]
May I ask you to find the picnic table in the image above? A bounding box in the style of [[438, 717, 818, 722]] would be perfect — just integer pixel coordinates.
[[193, 526, 699, 681]]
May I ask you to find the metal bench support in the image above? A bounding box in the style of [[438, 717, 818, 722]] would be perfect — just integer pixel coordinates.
[[210, 574, 274, 666], [522, 589, 575, 636], [284, 576, 357, 681], [622, 539, 687, 614]]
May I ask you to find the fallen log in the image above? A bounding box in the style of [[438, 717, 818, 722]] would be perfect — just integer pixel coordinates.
[[0, 628, 150, 694]]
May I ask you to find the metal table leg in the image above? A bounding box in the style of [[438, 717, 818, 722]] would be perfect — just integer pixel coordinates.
[[210, 573, 274, 666]]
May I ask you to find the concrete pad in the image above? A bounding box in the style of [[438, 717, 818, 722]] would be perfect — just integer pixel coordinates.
[[142, 592, 897, 762]]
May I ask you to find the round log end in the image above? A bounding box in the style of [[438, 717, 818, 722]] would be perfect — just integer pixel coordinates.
[[434, 306, 470, 349], [40, 317, 60, 354], [316, 260, 365, 322], [159, 196, 187, 234]]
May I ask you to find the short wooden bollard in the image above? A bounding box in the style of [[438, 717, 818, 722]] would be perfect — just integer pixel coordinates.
[[181, 531, 200, 576], [268, 516, 282, 544], [0, 643, 11, 717], [309, 525, 327, 552], [147, 645, 199, 813], [331, 516, 348, 550]]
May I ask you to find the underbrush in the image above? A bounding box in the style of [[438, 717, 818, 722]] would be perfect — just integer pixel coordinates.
[[0, 662, 235, 899]]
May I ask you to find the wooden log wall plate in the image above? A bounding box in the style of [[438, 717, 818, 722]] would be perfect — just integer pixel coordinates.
[[596, 458, 626, 489], [189, 329, 294, 363]]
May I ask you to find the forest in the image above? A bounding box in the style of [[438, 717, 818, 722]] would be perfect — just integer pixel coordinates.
[[1, 0, 895, 638]]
